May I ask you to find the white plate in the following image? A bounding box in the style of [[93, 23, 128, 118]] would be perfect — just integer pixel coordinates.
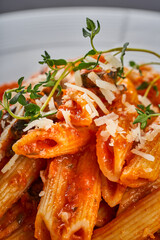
[[0, 7, 160, 83]]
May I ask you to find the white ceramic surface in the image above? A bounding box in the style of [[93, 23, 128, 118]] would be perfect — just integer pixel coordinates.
[[0, 7, 160, 83]]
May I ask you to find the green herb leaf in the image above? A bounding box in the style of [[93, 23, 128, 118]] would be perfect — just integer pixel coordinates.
[[129, 61, 137, 68], [137, 104, 145, 110], [73, 62, 96, 71], [137, 82, 149, 90], [27, 84, 32, 92], [30, 92, 42, 99], [56, 85, 62, 96], [86, 18, 96, 31], [24, 103, 40, 117], [121, 42, 129, 67], [0, 110, 3, 119], [18, 94, 27, 106], [133, 104, 160, 129], [84, 49, 96, 58], [53, 59, 67, 66], [10, 93, 21, 104], [18, 77, 24, 88], [82, 28, 91, 38], [153, 85, 159, 97], [83, 18, 100, 40], [6, 92, 12, 100], [117, 42, 129, 78], [44, 80, 56, 87]]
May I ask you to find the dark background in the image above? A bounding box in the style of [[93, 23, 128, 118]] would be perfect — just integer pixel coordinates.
[[0, 0, 160, 13]]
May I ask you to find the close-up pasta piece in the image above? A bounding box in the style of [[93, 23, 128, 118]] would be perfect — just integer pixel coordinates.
[[0, 17, 160, 240]]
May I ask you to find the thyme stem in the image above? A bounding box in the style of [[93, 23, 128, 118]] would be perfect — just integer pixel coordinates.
[[144, 76, 160, 97]]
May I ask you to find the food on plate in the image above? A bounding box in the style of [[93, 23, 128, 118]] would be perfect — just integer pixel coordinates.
[[0, 18, 160, 240]]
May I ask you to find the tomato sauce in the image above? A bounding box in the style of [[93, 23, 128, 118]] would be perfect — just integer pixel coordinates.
[[0, 82, 18, 101]]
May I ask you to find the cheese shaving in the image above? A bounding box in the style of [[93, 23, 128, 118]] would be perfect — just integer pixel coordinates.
[[122, 94, 126, 104], [100, 88, 116, 104], [49, 97, 56, 111], [1, 154, 19, 173], [109, 138, 114, 146], [39, 191, 45, 197], [65, 83, 109, 114], [94, 112, 119, 126], [61, 110, 72, 127], [124, 102, 136, 113], [127, 123, 142, 143], [131, 149, 155, 162], [85, 104, 92, 115], [100, 130, 110, 141], [96, 79, 117, 92], [104, 54, 122, 69], [82, 93, 99, 118], [23, 118, 54, 132], [74, 70, 83, 87], [138, 95, 151, 107]]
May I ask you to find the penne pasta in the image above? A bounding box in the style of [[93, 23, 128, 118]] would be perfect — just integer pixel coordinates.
[[101, 173, 126, 207], [12, 123, 91, 159], [92, 188, 160, 240], [95, 200, 117, 228], [57, 90, 96, 126], [0, 156, 45, 218], [120, 134, 160, 187], [96, 78, 138, 182], [117, 174, 160, 215], [0, 18, 160, 239], [35, 145, 101, 240]]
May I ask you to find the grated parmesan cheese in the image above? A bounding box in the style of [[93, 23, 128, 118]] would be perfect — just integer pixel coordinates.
[[104, 54, 122, 69], [65, 83, 109, 114], [138, 95, 151, 107], [100, 130, 110, 141], [131, 149, 155, 162], [1, 120, 5, 129], [85, 104, 92, 115], [1, 154, 19, 173], [23, 118, 54, 132], [95, 112, 125, 139], [96, 79, 117, 92], [94, 112, 119, 126], [61, 109, 72, 127], [100, 88, 116, 104], [39, 191, 45, 197], [74, 70, 83, 87], [65, 100, 73, 108], [82, 93, 99, 118], [59, 211, 71, 224], [87, 72, 117, 104], [109, 138, 114, 146], [124, 102, 136, 114], [49, 97, 57, 111], [122, 94, 126, 104], [127, 123, 142, 143]]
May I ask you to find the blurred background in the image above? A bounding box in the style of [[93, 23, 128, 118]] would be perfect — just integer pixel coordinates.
[[0, 1, 160, 83], [1, 0, 160, 13]]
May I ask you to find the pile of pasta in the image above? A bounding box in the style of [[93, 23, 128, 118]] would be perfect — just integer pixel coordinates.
[[0, 61, 160, 240]]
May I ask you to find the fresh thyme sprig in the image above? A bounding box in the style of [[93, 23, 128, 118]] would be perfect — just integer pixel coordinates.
[[136, 75, 160, 97], [133, 104, 160, 129], [0, 17, 159, 123]]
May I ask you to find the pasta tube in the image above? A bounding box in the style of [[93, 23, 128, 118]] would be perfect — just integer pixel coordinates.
[[93, 188, 160, 240], [120, 134, 160, 187], [0, 156, 45, 218], [35, 145, 101, 240], [101, 173, 126, 207], [117, 174, 160, 215], [12, 123, 91, 158]]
